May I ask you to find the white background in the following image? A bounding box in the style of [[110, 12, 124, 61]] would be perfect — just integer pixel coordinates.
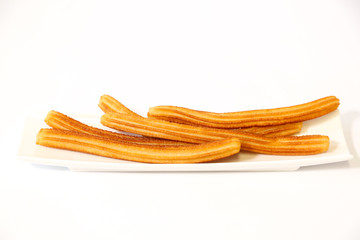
[[1, 0, 360, 239]]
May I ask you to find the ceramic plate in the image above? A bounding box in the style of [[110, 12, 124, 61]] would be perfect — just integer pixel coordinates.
[[17, 110, 352, 171]]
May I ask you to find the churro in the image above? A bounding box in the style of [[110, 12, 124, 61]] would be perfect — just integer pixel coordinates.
[[99, 94, 142, 118], [100, 95, 303, 137], [36, 128, 241, 163], [238, 122, 303, 137], [147, 96, 339, 128], [101, 112, 329, 155], [45, 110, 186, 146]]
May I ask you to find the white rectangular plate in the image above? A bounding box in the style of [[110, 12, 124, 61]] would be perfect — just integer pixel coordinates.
[[17, 110, 353, 171]]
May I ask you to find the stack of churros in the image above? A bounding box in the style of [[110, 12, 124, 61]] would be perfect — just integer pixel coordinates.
[[36, 95, 339, 164]]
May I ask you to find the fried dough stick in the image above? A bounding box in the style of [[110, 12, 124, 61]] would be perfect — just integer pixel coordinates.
[[36, 128, 241, 164], [99, 94, 303, 137], [147, 96, 339, 128], [156, 116, 303, 137], [101, 113, 329, 155], [236, 122, 303, 137], [44, 110, 186, 146], [99, 94, 142, 117]]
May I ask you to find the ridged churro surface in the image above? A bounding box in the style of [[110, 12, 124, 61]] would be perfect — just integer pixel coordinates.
[[147, 96, 339, 128], [101, 113, 329, 155], [100, 95, 303, 137], [235, 122, 303, 137], [36, 128, 241, 163], [45, 110, 185, 146], [35, 95, 337, 164], [99, 94, 142, 117]]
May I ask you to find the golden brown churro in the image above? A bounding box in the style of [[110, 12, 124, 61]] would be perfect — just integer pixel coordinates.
[[101, 112, 329, 155], [36, 95, 337, 164], [238, 122, 303, 137], [100, 95, 303, 137], [45, 110, 186, 146], [36, 128, 241, 163], [147, 96, 339, 128], [99, 94, 142, 117]]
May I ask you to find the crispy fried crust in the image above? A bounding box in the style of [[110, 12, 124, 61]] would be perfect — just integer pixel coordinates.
[[36, 95, 335, 164], [101, 113, 329, 155], [36, 128, 241, 164], [236, 122, 303, 137], [147, 96, 339, 128], [99, 94, 143, 117], [99, 95, 303, 137], [45, 110, 186, 146]]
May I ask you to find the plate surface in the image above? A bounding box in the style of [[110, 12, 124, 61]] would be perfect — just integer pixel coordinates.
[[17, 110, 353, 171]]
